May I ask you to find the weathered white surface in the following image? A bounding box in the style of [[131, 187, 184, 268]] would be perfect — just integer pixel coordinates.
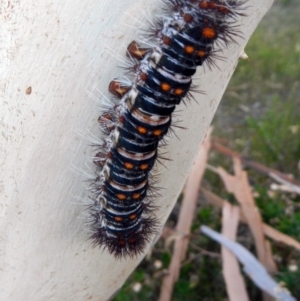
[[0, 0, 274, 300]]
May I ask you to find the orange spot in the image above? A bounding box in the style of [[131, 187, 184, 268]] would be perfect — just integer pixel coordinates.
[[198, 50, 207, 57], [218, 6, 230, 14], [209, 2, 217, 9], [199, 1, 209, 9], [118, 239, 126, 246], [129, 214, 137, 220], [117, 194, 126, 200], [153, 129, 162, 136], [114, 216, 123, 222], [174, 88, 184, 96], [162, 36, 171, 45], [202, 27, 216, 39], [184, 45, 195, 54], [107, 152, 113, 159], [132, 193, 141, 200], [161, 82, 171, 92], [137, 126, 147, 134], [124, 162, 134, 169], [119, 115, 125, 123], [140, 164, 149, 170], [129, 237, 136, 244], [140, 73, 148, 81], [183, 14, 193, 23]]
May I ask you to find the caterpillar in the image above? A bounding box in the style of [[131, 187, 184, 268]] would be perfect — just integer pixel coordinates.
[[88, 0, 245, 258]]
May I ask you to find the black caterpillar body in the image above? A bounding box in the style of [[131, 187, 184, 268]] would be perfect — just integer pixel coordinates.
[[89, 0, 244, 258]]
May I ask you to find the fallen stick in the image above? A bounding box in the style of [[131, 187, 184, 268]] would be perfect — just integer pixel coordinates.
[[158, 129, 212, 301], [201, 225, 297, 301], [208, 157, 278, 277], [201, 188, 300, 252], [221, 203, 250, 301], [211, 140, 300, 187]]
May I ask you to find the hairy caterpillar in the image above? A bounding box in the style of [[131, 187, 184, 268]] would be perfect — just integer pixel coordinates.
[[88, 0, 245, 258]]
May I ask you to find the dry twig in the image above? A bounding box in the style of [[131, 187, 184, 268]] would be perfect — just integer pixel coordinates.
[[158, 129, 212, 301], [221, 203, 250, 301], [201, 226, 297, 301], [211, 140, 300, 187], [269, 173, 300, 195], [201, 188, 300, 252], [207, 157, 277, 301], [207, 158, 277, 274]]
